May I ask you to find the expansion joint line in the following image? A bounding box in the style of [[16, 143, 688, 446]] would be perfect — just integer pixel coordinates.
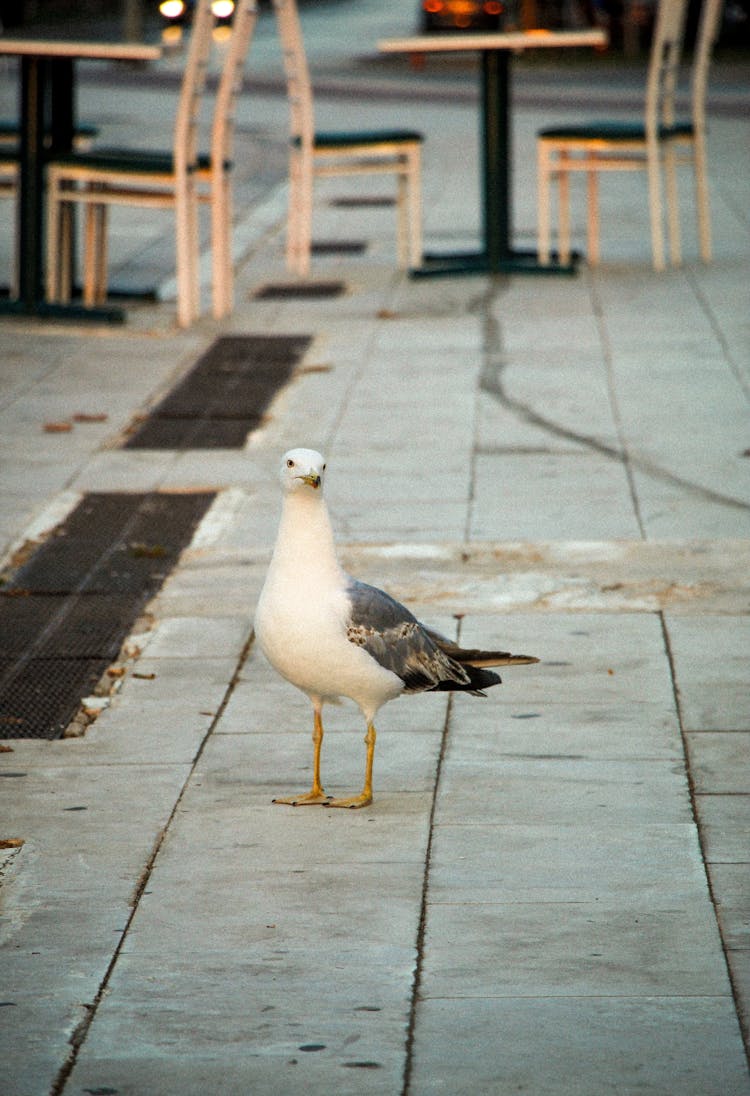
[[588, 272, 647, 539], [402, 622, 462, 1094], [50, 632, 255, 1096], [658, 612, 750, 1075]]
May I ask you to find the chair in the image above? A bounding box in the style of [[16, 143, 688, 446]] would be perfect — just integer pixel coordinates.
[[670, 0, 724, 263], [202, 0, 259, 317], [536, 0, 692, 271], [271, 0, 423, 277], [0, 125, 98, 297], [45, 0, 258, 326]]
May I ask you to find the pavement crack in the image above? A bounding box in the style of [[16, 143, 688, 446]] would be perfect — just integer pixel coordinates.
[[477, 289, 749, 516], [49, 631, 255, 1096], [402, 623, 461, 1095]]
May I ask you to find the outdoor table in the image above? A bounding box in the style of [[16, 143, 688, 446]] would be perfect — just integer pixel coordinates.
[[0, 38, 162, 321], [378, 28, 608, 276]]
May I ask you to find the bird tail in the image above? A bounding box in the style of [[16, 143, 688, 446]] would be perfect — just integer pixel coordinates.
[[458, 650, 539, 668], [432, 635, 539, 670], [426, 631, 539, 696]]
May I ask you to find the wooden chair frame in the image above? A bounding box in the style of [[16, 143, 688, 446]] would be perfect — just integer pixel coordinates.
[[272, 0, 423, 277], [537, 0, 691, 271], [201, 0, 259, 317], [669, 0, 724, 263], [45, 0, 258, 326]]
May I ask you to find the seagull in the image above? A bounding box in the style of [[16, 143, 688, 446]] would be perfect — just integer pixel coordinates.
[[254, 448, 539, 809]]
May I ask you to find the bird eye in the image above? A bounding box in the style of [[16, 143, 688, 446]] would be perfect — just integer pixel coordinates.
[[286, 458, 295, 468], [322, 464, 326, 471]]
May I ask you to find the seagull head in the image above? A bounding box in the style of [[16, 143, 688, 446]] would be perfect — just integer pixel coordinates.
[[280, 448, 327, 494]]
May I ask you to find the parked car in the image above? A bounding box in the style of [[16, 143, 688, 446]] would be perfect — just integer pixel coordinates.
[[419, 0, 505, 33]]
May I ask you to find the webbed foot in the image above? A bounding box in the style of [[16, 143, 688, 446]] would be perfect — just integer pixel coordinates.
[[272, 791, 332, 807]]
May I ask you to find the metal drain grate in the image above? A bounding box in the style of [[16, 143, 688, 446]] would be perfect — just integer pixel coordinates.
[[310, 241, 367, 255], [125, 335, 310, 450], [329, 197, 395, 208], [253, 282, 345, 300], [0, 658, 111, 740], [0, 491, 215, 739]]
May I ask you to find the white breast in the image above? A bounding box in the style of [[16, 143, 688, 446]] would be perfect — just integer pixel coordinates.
[[254, 489, 403, 718]]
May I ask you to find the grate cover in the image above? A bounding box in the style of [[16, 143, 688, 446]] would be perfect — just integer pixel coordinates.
[[0, 658, 111, 739], [253, 282, 345, 300], [0, 491, 215, 739], [124, 335, 310, 450], [329, 197, 395, 208], [310, 241, 367, 255]]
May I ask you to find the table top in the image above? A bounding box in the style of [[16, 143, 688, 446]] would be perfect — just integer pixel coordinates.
[[379, 28, 607, 54], [0, 38, 162, 62]]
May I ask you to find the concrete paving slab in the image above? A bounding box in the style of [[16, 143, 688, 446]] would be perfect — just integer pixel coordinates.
[[151, 561, 260, 619], [437, 756, 692, 825], [666, 615, 750, 731], [695, 794, 750, 863], [420, 900, 730, 998], [142, 613, 251, 660], [486, 351, 624, 452], [68, 704, 214, 767], [444, 701, 684, 760], [446, 611, 678, 708], [67, 965, 409, 1096], [710, 863, 750, 951], [470, 452, 642, 540], [687, 732, 750, 793], [631, 468, 750, 539], [428, 823, 708, 905], [409, 997, 749, 1096]]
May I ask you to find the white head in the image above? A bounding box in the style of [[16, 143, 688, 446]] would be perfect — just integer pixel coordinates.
[[279, 448, 327, 495]]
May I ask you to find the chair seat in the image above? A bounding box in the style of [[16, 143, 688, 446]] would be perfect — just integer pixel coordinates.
[[49, 148, 214, 174], [312, 129, 423, 148], [538, 120, 693, 142]]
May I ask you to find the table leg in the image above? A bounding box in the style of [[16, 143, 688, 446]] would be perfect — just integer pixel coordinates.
[[413, 48, 579, 278], [17, 55, 45, 307], [482, 48, 509, 267], [0, 56, 125, 322]]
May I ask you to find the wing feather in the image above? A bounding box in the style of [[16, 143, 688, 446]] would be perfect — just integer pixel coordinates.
[[345, 580, 539, 695], [345, 579, 472, 692]]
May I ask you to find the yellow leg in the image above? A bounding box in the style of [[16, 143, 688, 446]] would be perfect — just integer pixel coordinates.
[[326, 723, 376, 810], [273, 707, 331, 806]]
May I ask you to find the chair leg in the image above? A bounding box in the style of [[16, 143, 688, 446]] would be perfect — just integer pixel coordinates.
[[646, 141, 666, 272], [175, 179, 197, 328], [664, 142, 682, 266], [189, 183, 201, 321], [537, 140, 552, 265], [586, 167, 600, 266], [45, 171, 62, 302], [211, 172, 232, 319], [558, 150, 571, 266], [83, 203, 99, 307], [396, 168, 408, 269], [296, 158, 314, 278], [285, 150, 304, 276], [407, 146, 422, 268], [60, 201, 75, 303], [693, 132, 712, 262], [93, 204, 109, 305]]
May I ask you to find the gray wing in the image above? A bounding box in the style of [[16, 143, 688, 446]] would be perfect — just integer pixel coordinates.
[[345, 578, 471, 693]]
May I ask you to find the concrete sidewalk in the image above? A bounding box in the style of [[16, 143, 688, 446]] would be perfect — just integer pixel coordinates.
[[1, 15, 749, 1095]]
